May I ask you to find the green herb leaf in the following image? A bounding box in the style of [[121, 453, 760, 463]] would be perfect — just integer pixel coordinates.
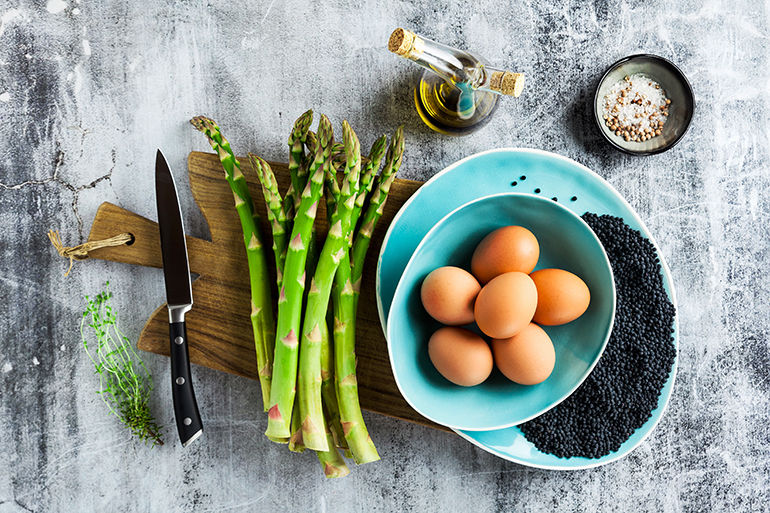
[[81, 281, 164, 447]]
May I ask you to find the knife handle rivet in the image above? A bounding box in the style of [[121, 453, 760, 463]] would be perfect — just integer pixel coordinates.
[[175, 336, 184, 345], [184, 418, 192, 426], [176, 377, 185, 385]]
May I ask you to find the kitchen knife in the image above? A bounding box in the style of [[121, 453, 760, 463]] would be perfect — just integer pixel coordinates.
[[155, 149, 203, 447]]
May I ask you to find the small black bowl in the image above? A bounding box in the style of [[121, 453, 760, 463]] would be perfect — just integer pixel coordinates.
[[594, 54, 695, 156]]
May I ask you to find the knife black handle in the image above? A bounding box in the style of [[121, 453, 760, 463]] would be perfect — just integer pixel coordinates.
[[169, 321, 203, 446]]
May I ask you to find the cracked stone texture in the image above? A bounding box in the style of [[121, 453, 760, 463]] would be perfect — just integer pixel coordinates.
[[1, 0, 768, 512]]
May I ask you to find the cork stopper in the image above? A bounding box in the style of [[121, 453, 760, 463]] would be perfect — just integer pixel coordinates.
[[490, 71, 525, 97], [388, 28, 424, 59]]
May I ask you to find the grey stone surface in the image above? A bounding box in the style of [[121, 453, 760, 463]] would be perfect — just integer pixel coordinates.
[[1, 0, 768, 511]]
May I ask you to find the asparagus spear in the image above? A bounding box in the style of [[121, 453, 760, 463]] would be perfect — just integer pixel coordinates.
[[316, 403, 351, 478], [190, 116, 275, 412], [248, 155, 289, 289], [265, 115, 334, 439], [294, 130, 317, 202], [290, 208, 320, 452], [297, 120, 362, 451], [330, 261, 376, 464], [332, 126, 404, 463], [286, 110, 314, 217], [320, 316, 350, 456], [323, 160, 341, 224], [354, 135, 388, 226], [351, 126, 404, 299], [288, 393, 305, 452]]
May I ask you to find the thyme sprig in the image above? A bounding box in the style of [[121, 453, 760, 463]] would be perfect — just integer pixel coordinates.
[[81, 282, 163, 447]]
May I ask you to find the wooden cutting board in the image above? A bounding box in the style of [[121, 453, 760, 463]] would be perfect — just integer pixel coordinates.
[[86, 151, 449, 431]]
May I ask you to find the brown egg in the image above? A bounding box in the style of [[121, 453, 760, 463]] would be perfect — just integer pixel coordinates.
[[471, 225, 540, 285], [474, 271, 538, 339], [421, 266, 481, 325], [491, 323, 556, 385], [530, 268, 591, 326], [428, 327, 494, 386]]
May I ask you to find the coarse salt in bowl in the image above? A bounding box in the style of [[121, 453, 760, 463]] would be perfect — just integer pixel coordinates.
[[594, 54, 695, 155], [386, 192, 616, 431]]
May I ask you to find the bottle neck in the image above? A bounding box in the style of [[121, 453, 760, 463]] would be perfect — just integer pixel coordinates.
[[388, 28, 524, 97]]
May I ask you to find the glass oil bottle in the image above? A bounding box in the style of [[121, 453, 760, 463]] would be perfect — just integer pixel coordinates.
[[388, 28, 525, 136]]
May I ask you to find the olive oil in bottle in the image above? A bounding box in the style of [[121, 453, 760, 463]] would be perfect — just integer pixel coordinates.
[[414, 69, 501, 136], [389, 28, 524, 136]]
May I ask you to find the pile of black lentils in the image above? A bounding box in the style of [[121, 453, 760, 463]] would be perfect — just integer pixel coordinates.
[[518, 213, 677, 459]]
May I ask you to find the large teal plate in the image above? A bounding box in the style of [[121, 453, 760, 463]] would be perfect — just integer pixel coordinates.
[[376, 148, 679, 470]]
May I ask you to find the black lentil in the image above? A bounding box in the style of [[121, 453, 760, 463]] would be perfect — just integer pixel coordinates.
[[518, 213, 677, 459]]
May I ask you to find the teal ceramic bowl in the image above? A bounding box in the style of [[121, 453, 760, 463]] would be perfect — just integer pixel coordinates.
[[386, 193, 616, 431]]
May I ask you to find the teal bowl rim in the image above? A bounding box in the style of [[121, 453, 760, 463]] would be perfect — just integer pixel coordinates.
[[385, 191, 617, 431]]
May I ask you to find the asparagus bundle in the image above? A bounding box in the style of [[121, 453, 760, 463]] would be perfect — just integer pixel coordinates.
[[191, 113, 404, 477]]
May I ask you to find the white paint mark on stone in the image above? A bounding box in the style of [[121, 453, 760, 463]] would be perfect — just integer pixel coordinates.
[[709, 245, 719, 291], [261, 0, 277, 24], [46, 0, 68, 14], [32, 356, 40, 366], [2, 362, 12, 373], [0, 92, 9, 102], [241, 37, 261, 50], [71, 64, 83, 93], [0, 9, 24, 38], [82, 39, 91, 56]]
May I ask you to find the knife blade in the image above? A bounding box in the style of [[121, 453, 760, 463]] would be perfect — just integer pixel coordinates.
[[155, 149, 203, 447]]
